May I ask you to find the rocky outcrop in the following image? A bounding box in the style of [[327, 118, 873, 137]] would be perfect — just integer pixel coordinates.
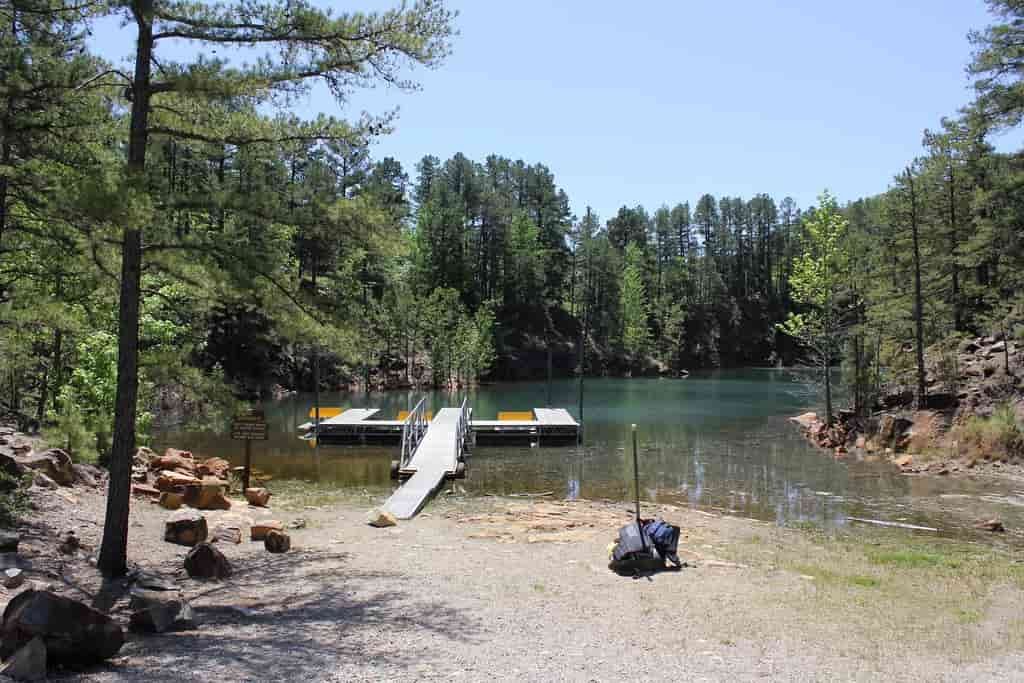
[[0, 590, 124, 668], [20, 449, 74, 486]]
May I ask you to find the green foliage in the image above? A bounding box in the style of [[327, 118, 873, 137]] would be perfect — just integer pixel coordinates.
[[620, 243, 651, 363], [0, 473, 32, 527]]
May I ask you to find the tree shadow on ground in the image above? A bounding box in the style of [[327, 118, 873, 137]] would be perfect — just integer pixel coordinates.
[[67, 547, 483, 681]]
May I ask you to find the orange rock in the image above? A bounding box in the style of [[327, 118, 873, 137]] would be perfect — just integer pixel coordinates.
[[251, 520, 284, 541], [244, 488, 272, 507], [156, 470, 201, 492], [184, 478, 231, 510], [151, 453, 196, 474], [894, 455, 913, 468], [196, 457, 231, 480]]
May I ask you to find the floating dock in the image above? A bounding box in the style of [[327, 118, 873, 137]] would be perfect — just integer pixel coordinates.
[[298, 403, 579, 519], [300, 407, 579, 444]]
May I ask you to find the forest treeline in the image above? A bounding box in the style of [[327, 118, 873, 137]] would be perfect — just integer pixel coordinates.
[[0, 0, 1022, 573]]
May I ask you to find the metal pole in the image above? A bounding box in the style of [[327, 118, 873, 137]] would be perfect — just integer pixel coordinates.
[[243, 440, 252, 491], [631, 424, 641, 522], [632, 423, 645, 551], [313, 345, 320, 457]]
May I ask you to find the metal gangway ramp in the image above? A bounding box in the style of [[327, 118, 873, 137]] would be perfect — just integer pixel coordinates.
[[383, 398, 471, 520]]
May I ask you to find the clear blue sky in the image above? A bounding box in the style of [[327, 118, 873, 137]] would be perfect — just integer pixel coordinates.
[[92, 1, 1014, 221]]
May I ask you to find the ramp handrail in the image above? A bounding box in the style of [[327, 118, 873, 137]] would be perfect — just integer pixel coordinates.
[[455, 397, 470, 463], [399, 397, 428, 469]]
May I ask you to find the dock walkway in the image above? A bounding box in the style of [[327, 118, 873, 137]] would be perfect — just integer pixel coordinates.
[[383, 405, 469, 519]]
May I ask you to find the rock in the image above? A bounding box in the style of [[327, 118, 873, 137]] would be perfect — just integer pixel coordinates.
[[70, 463, 101, 488], [57, 531, 80, 556], [959, 339, 980, 354], [133, 446, 157, 468], [32, 472, 58, 490], [0, 452, 26, 488], [151, 449, 194, 473], [128, 588, 196, 633], [789, 412, 819, 430], [367, 508, 397, 528], [131, 571, 179, 592], [264, 530, 291, 553], [158, 491, 184, 511], [0, 590, 124, 666], [4, 568, 24, 589], [974, 518, 1005, 533], [288, 518, 307, 530], [20, 449, 74, 486], [211, 525, 242, 544], [991, 341, 1007, 354], [164, 511, 208, 546], [184, 478, 231, 510], [0, 636, 46, 681], [0, 530, 21, 553], [244, 487, 272, 507], [251, 520, 284, 541], [196, 457, 231, 480], [131, 483, 160, 498], [855, 436, 866, 449], [155, 470, 201, 492], [8, 438, 32, 456], [894, 454, 913, 468], [183, 543, 232, 580]]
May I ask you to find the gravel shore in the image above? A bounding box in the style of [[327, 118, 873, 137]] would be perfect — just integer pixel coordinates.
[[6, 483, 1024, 682]]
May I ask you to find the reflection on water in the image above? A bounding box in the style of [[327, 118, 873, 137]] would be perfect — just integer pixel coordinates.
[[154, 370, 1024, 540]]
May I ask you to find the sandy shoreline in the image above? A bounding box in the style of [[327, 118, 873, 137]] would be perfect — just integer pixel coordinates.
[[5, 483, 1024, 682]]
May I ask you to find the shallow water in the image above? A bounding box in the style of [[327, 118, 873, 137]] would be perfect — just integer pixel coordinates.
[[154, 370, 1024, 541]]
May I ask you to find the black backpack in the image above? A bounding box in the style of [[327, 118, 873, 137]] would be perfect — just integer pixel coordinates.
[[608, 518, 681, 575]]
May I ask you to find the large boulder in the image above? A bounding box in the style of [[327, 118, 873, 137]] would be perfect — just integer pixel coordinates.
[[0, 636, 46, 681], [0, 590, 124, 667], [128, 588, 196, 633], [244, 487, 272, 507], [20, 449, 73, 486], [184, 543, 232, 580], [264, 530, 291, 554], [196, 457, 231, 480], [789, 412, 819, 430], [184, 478, 231, 510], [164, 510, 208, 546]]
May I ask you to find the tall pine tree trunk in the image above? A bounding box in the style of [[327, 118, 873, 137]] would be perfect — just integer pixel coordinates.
[[99, 1, 153, 578], [908, 171, 927, 408]]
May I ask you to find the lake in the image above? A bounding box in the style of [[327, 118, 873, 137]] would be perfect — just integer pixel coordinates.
[[154, 370, 1024, 539]]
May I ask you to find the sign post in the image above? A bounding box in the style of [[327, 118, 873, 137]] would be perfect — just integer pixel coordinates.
[[231, 410, 267, 490]]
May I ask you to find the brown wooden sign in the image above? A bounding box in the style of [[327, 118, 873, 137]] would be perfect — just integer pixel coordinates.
[[231, 410, 267, 441]]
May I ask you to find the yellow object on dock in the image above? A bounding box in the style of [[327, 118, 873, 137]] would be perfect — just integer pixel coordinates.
[[308, 407, 345, 419], [498, 411, 535, 422], [397, 410, 433, 422]]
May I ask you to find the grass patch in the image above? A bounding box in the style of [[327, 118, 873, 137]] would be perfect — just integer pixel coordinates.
[[956, 403, 1024, 463], [866, 549, 960, 570], [268, 479, 391, 512], [792, 563, 881, 589]]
